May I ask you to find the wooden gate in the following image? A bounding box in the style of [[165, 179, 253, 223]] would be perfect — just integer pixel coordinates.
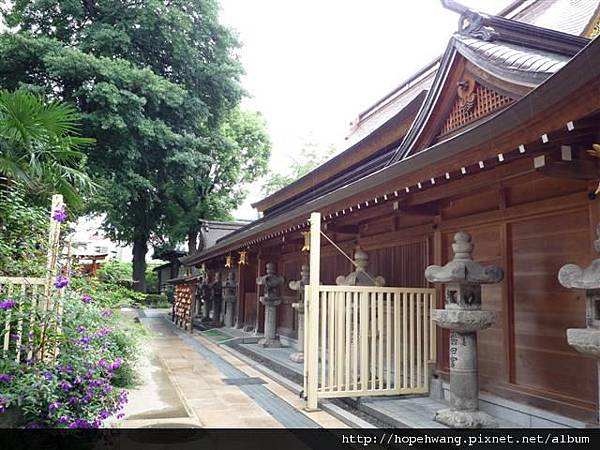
[[303, 213, 436, 409]]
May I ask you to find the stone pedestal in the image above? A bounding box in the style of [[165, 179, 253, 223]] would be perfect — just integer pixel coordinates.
[[558, 224, 600, 425], [256, 262, 284, 348], [289, 264, 309, 363], [336, 247, 385, 372], [211, 272, 223, 327], [336, 247, 385, 287], [200, 278, 212, 322], [426, 231, 503, 428], [223, 271, 238, 328]]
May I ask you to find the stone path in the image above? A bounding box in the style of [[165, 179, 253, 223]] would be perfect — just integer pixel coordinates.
[[118, 309, 346, 429]]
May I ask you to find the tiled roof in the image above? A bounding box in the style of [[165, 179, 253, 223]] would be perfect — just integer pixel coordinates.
[[345, 64, 437, 147], [454, 34, 571, 86], [507, 0, 599, 36]]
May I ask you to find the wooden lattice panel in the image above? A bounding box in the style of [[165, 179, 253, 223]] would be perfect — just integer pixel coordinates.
[[440, 82, 511, 136], [174, 282, 193, 330]]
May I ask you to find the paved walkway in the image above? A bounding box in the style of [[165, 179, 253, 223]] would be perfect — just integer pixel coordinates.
[[117, 309, 346, 428]]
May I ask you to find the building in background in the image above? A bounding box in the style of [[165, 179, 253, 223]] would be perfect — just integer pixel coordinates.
[[153, 220, 251, 292]]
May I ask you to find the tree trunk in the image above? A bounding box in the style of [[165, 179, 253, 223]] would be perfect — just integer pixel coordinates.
[[188, 228, 206, 254], [132, 237, 147, 292], [188, 231, 198, 255]]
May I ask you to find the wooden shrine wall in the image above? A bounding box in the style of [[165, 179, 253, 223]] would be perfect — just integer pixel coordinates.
[[435, 172, 597, 421]]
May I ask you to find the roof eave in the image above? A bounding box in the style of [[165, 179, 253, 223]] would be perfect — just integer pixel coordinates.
[[184, 36, 599, 267]]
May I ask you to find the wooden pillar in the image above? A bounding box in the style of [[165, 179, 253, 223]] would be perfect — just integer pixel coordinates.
[[254, 252, 265, 334], [235, 262, 245, 328]]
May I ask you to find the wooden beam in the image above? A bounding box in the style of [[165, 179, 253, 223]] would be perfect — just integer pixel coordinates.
[[534, 148, 600, 180], [324, 223, 360, 234], [535, 160, 600, 180], [394, 201, 439, 216]]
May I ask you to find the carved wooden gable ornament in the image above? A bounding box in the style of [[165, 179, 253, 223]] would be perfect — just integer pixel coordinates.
[[439, 77, 511, 137]]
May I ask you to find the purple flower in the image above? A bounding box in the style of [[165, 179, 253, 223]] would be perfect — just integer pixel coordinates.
[[78, 335, 92, 345], [98, 359, 110, 370], [68, 419, 91, 429], [58, 364, 73, 374], [0, 299, 16, 310], [110, 358, 123, 370], [58, 380, 72, 392], [52, 208, 67, 223], [9, 333, 19, 341], [0, 374, 12, 383], [117, 390, 128, 404], [97, 409, 111, 420], [48, 401, 61, 413], [81, 294, 92, 304], [43, 371, 53, 381], [67, 396, 79, 406], [96, 327, 111, 338], [58, 415, 71, 424], [77, 325, 86, 333], [116, 413, 125, 419], [101, 308, 113, 318], [73, 376, 83, 385], [53, 275, 69, 289], [0, 396, 7, 413]]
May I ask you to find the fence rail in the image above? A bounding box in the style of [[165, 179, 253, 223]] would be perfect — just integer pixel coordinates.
[[304, 285, 436, 408]]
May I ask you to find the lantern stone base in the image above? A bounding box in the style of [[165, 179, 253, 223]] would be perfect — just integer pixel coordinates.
[[289, 351, 304, 363], [258, 336, 282, 348], [434, 408, 497, 428], [567, 328, 600, 357]]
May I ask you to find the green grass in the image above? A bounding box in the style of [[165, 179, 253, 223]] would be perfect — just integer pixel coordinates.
[[202, 329, 231, 342]]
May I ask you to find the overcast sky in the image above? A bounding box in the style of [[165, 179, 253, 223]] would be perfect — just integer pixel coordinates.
[[220, 0, 515, 219]]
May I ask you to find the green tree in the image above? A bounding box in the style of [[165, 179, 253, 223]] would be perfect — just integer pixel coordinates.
[[261, 142, 336, 196], [163, 107, 271, 253], [1, 1, 269, 291], [0, 89, 94, 207]]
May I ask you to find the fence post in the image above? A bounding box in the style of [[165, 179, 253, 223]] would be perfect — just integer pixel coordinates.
[[40, 194, 63, 361], [305, 212, 321, 410]]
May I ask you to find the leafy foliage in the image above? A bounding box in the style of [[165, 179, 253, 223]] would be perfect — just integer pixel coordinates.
[[0, 89, 94, 208], [0, 180, 48, 277], [0, 1, 272, 290], [261, 142, 336, 196], [162, 107, 271, 252]]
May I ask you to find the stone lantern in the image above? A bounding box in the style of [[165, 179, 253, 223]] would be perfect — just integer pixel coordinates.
[[336, 246, 385, 286], [256, 262, 284, 348], [425, 231, 503, 428], [289, 264, 309, 363], [200, 276, 212, 322], [558, 224, 600, 424], [211, 272, 223, 326], [222, 271, 238, 328]]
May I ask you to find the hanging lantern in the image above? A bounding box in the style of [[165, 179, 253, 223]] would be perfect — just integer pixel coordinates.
[[225, 254, 232, 268], [302, 231, 310, 252], [238, 250, 248, 265]]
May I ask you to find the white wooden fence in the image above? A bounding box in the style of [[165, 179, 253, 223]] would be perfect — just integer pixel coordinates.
[[303, 285, 436, 408], [303, 212, 436, 409], [0, 194, 65, 363]]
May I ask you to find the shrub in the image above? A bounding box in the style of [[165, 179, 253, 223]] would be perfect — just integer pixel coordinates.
[[97, 260, 132, 285], [0, 181, 47, 277], [70, 273, 145, 308], [0, 289, 141, 428], [145, 264, 160, 294], [139, 293, 171, 308]]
